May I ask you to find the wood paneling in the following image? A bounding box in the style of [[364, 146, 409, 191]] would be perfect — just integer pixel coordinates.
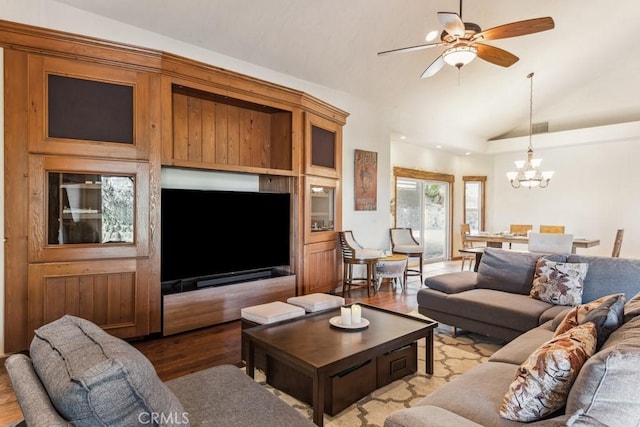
[[171, 90, 291, 171], [303, 241, 339, 294], [4, 50, 30, 351], [163, 275, 296, 336], [28, 259, 150, 342]]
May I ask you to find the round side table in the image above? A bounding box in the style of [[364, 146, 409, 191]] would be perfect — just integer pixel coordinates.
[[375, 254, 409, 293]]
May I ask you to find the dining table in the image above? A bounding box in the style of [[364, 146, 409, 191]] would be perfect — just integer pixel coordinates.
[[465, 233, 600, 254]]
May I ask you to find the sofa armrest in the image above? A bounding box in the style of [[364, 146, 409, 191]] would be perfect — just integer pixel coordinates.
[[424, 272, 478, 294], [384, 405, 483, 427], [4, 354, 68, 426]]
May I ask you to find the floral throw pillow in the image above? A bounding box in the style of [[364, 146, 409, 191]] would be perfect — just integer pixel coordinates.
[[500, 322, 597, 422], [530, 258, 589, 306]]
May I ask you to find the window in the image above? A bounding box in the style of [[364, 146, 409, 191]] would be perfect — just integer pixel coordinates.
[[463, 176, 486, 234]]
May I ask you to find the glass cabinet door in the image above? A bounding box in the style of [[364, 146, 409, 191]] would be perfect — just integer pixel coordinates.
[[48, 172, 135, 245], [310, 185, 335, 232]]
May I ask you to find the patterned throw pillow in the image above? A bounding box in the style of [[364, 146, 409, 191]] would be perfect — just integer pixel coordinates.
[[530, 258, 589, 306], [500, 322, 597, 422]]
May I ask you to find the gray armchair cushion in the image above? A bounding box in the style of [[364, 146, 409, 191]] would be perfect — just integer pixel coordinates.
[[476, 249, 565, 295], [4, 354, 68, 426], [30, 315, 186, 426]]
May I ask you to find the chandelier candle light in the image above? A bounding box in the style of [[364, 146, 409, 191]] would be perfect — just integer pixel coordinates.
[[506, 72, 554, 189]]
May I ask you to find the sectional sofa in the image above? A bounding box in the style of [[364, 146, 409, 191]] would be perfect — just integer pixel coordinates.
[[384, 248, 640, 426]]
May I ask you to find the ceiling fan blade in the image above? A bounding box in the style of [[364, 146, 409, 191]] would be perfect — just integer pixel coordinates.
[[472, 17, 554, 42], [475, 43, 519, 67], [438, 12, 465, 38], [377, 41, 445, 56], [421, 56, 446, 79]]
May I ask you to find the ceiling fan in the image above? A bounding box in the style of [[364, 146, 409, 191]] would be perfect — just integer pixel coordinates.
[[377, 0, 554, 78]]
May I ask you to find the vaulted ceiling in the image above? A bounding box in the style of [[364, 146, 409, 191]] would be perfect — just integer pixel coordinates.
[[56, 0, 640, 153]]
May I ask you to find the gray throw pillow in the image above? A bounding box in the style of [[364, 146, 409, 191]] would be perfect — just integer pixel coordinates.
[[581, 294, 625, 349], [30, 315, 188, 426], [623, 291, 640, 323]]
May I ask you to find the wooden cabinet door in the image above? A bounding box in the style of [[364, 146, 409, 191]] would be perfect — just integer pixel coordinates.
[[304, 112, 342, 179], [28, 259, 150, 342], [302, 241, 340, 294]]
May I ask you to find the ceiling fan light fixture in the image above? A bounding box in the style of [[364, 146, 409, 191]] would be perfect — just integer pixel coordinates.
[[442, 45, 477, 68]]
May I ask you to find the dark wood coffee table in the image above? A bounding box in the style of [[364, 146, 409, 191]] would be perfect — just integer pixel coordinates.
[[243, 304, 437, 426]]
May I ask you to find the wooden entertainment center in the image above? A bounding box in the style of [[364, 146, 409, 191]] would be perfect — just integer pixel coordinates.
[[1, 20, 348, 351]]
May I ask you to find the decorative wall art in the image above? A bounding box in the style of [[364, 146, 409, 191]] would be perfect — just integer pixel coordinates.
[[354, 149, 377, 211]]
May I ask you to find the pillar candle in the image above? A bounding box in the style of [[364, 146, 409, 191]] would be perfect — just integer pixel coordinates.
[[340, 307, 352, 325], [351, 304, 362, 324]]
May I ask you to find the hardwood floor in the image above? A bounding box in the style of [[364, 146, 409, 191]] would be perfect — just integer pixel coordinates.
[[0, 260, 462, 425]]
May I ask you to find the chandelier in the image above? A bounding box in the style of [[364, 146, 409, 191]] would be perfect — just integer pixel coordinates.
[[506, 72, 554, 189]]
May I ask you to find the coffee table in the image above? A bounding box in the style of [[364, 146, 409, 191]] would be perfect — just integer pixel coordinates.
[[243, 304, 437, 426]]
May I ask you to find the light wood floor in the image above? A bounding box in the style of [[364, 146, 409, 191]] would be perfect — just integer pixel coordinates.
[[0, 260, 462, 425]]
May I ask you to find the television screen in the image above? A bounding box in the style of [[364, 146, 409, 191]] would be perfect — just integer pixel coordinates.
[[161, 188, 290, 284]]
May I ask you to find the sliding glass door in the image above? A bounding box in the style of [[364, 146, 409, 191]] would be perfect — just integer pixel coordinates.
[[396, 177, 450, 263]]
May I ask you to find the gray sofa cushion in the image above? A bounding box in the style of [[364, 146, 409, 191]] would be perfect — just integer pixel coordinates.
[[167, 364, 315, 426], [567, 255, 640, 302], [445, 290, 553, 332], [565, 316, 640, 425], [30, 315, 186, 426], [489, 321, 555, 365], [476, 249, 565, 295]]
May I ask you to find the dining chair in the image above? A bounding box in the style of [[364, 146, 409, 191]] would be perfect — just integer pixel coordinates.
[[509, 224, 533, 236], [338, 230, 380, 297], [459, 224, 478, 271], [612, 229, 624, 257], [508, 224, 533, 248], [539, 225, 565, 234], [528, 232, 574, 254], [390, 228, 424, 285]]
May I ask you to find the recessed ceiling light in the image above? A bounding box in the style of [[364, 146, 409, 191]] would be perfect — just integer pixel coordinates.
[[465, 152, 471, 156], [435, 145, 442, 149], [425, 30, 439, 42], [399, 135, 406, 140]]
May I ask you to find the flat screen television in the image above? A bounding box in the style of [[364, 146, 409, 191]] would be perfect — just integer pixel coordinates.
[[161, 188, 290, 289]]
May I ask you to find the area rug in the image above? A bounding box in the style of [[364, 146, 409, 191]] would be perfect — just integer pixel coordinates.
[[252, 314, 504, 426]]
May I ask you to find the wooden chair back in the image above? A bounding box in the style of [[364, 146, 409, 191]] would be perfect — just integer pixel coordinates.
[[338, 231, 360, 260], [510, 224, 533, 236], [460, 224, 473, 249], [612, 229, 624, 257], [539, 225, 565, 234]]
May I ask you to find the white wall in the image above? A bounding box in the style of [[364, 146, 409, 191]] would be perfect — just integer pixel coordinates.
[[490, 131, 640, 258]]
